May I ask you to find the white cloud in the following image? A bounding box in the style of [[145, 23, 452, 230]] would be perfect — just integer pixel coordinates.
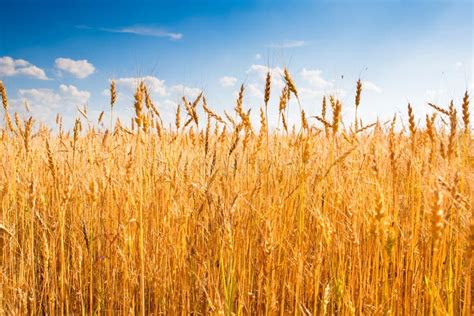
[[255, 53, 261, 60], [426, 89, 447, 100], [268, 40, 307, 48], [101, 26, 182, 40], [18, 84, 90, 109], [157, 99, 183, 119], [219, 76, 237, 88], [161, 99, 179, 111], [169, 84, 201, 99], [115, 76, 167, 96], [18, 66, 48, 80], [12, 84, 90, 123], [300, 68, 332, 89], [59, 84, 91, 101], [247, 64, 276, 77], [362, 80, 382, 94], [18, 89, 61, 108], [300, 87, 346, 102], [55, 58, 95, 79], [247, 64, 285, 89], [0, 56, 48, 80], [14, 59, 30, 67], [299, 87, 325, 100], [247, 84, 263, 99]]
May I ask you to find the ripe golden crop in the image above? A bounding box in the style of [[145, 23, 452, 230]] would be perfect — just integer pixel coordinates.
[[0, 75, 472, 315]]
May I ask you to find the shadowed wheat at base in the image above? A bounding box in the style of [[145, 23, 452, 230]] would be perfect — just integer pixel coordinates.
[[0, 74, 472, 315]]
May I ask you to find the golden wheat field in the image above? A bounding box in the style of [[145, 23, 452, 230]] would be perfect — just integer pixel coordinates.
[[0, 72, 472, 315]]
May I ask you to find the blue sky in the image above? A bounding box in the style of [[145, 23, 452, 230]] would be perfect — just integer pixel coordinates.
[[0, 0, 472, 128]]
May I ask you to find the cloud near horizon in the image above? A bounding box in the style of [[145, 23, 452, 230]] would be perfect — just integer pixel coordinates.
[[114, 76, 167, 96], [362, 80, 382, 94], [300, 68, 332, 89], [11, 84, 90, 123], [0, 56, 48, 80], [219, 76, 237, 88], [169, 84, 201, 99], [17, 84, 90, 109]]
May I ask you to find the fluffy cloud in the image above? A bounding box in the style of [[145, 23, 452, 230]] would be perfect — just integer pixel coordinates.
[[247, 84, 263, 99], [219, 76, 237, 88], [299, 87, 346, 103], [59, 84, 91, 102], [247, 64, 285, 89], [12, 84, 90, 123], [299, 87, 325, 100], [426, 89, 447, 100], [0, 56, 48, 80], [300, 68, 332, 89], [362, 80, 382, 93], [18, 89, 61, 108], [247, 64, 283, 78], [18, 84, 90, 109], [115, 76, 167, 96], [169, 84, 201, 99], [55, 58, 95, 79]]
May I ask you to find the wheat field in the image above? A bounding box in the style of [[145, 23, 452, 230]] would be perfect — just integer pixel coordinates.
[[0, 73, 472, 315]]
